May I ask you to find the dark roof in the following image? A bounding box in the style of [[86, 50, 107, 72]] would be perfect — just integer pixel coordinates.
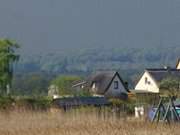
[[146, 68, 180, 84], [53, 97, 110, 107], [87, 71, 115, 94], [87, 71, 128, 94]]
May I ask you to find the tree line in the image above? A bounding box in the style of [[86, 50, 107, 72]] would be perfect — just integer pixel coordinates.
[[13, 45, 180, 94], [1, 38, 180, 96]]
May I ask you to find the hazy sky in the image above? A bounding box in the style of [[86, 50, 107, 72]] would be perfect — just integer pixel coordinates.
[[0, 0, 180, 54]]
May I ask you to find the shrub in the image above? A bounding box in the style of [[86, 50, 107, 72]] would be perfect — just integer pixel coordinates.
[[15, 96, 53, 110], [0, 96, 15, 110]]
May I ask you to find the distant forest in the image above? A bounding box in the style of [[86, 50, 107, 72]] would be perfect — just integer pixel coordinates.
[[16, 46, 180, 72], [12, 46, 180, 95]]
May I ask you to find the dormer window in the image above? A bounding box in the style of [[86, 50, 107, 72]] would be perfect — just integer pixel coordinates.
[[114, 81, 119, 89]]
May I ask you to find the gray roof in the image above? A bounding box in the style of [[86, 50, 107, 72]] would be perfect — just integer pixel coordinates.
[[88, 71, 115, 94], [146, 68, 180, 84], [87, 71, 128, 94]]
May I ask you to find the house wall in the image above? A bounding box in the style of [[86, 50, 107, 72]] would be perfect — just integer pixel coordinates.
[[92, 83, 98, 93], [135, 71, 159, 93], [177, 62, 180, 69], [105, 75, 127, 97]]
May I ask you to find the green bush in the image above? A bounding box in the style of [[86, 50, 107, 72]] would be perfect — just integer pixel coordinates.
[[50, 75, 81, 96], [15, 96, 53, 110], [0, 96, 15, 110], [109, 98, 136, 115]]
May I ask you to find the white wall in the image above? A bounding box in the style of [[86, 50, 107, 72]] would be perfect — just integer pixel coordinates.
[[105, 75, 127, 97], [91, 83, 97, 93], [135, 71, 159, 93], [177, 62, 180, 69]]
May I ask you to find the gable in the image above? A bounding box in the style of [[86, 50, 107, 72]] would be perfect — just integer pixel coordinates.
[[89, 71, 128, 97], [135, 71, 159, 93], [105, 74, 127, 96]]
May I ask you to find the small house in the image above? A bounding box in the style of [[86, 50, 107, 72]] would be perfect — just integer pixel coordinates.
[[86, 71, 129, 99], [135, 68, 180, 93]]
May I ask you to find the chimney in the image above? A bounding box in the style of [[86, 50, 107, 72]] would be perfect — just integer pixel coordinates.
[[164, 66, 171, 70], [163, 66, 168, 69], [163, 66, 171, 74], [124, 82, 129, 89]]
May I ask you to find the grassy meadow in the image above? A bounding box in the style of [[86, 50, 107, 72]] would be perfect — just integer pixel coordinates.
[[0, 108, 179, 135]]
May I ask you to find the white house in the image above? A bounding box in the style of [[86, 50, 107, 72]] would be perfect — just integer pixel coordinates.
[[87, 71, 129, 98], [135, 70, 159, 93], [135, 68, 180, 93], [176, 59, 180, 69]]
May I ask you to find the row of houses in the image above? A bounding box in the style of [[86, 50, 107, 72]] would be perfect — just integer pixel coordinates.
[[49, 59, 180, 102], [71, 59, 180, 98]]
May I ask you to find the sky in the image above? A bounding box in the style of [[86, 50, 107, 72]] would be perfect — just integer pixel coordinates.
[[0, 0, 180, 55]]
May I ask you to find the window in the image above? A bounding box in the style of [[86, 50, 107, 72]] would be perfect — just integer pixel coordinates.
[[145, 77, 151, 85], [114, 81, 119, 89], [145, 77, 148, 84]]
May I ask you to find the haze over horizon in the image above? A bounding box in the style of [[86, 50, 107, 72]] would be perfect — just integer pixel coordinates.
[[0, 0, 180, 55]]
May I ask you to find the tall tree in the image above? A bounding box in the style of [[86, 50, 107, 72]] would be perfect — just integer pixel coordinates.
[[0, 39, 19, 95], [50, 75, 81, 96]]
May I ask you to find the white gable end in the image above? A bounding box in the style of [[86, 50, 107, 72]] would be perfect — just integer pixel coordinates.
[[177, 62, 180, 69], [135, 71, 159, 93], [105, 75, 127, 97]]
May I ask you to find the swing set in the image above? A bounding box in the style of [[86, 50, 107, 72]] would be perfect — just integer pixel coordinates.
[[152, 96, 180, 123]]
